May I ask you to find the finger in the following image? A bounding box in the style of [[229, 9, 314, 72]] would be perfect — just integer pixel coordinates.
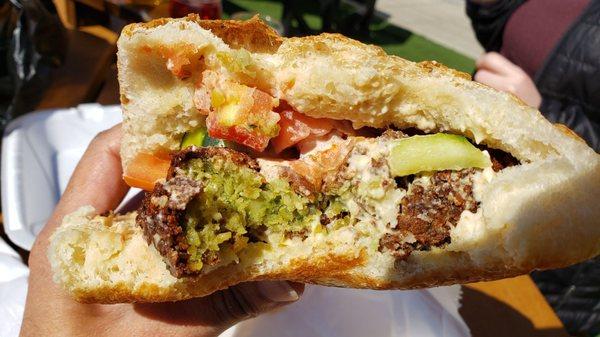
[[117, 191, 146, 213], [133, 281, 304, 332], [208, 281, 303, 327], [50, 124, 129, 227], [24, 124, 129, 331], [287, 281, 305, 295], [30, 123, 128, 275], [474, 70, 514, 93], [476, 52, 522, 76], [33, 124, 129, 250]]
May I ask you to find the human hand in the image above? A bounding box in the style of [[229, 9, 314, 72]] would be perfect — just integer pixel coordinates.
[[21, 124, 303, 337], [474, 52, 542, 108]]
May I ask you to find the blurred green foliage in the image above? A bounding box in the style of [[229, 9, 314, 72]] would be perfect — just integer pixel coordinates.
[[223, 0, 475, 73]]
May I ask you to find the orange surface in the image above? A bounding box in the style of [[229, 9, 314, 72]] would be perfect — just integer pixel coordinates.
[[462, 275, 569, 337], [123, 153, 171, 191]]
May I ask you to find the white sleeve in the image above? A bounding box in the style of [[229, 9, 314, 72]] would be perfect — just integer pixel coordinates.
[[0, 238, 28, 337]]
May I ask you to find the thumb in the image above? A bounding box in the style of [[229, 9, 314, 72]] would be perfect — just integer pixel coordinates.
[[208, 281, 304, 327]]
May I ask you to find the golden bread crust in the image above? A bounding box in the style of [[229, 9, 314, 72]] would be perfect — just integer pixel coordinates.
[[554, 123, 587, 143], [122, 14, 282, 53]]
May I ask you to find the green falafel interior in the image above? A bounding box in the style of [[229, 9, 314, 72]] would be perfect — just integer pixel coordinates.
[[180, 154, 347, 273]]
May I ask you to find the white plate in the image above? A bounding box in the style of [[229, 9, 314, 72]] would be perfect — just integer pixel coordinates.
[[1, 104, 133, 250]]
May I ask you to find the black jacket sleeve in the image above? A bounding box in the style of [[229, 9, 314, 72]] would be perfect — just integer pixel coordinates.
[[466, 0, 527, 51], [533, 0, 600, 153], [540, 99, 600, 152]]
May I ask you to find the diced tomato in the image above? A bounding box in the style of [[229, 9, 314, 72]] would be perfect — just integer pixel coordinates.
[[157, 45, 199, 79], [293, 111, 337, 136], [311, 142, 353, 171], [207, 88, 280, 151], [332, 119, 357, 137], [193, 86, 211, 114], [251, 89, 276, 116], [289, 160, 321, 188], [207, 113, 272, 151], [167, 55, 191, 79], [288, 137, 357, 189], [271, 110, 311, 153], [271, 108, 353, 153], [123, 153, 171, 191]]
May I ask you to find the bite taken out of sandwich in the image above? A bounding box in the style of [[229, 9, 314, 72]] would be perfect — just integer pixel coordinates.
[[49, 15, 600, 304]]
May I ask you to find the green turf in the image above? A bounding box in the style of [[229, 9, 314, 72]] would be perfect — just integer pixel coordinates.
[[370, 22, 475, 73], [223, 0, 475, 73], [223, 0, 283, 19]]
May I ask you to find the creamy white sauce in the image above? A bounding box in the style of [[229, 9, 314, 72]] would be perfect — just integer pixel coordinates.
[[450, 209, 486, 247], [343, 138, 405, 230], [449, 163, 496, 247], [298, 132, 345, 157], [471, 165, 495, 201], [256, 158, 290, 183]]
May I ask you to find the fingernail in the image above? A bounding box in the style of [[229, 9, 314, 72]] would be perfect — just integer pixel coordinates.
[[256, 281, 299, 302]]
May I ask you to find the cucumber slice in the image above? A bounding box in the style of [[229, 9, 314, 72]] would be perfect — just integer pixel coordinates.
[[204, 136, 226, 147], [181, 128, 207, 148], [389, 133, 491, 177]]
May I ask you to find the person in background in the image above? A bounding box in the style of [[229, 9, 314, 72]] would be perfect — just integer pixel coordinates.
[[467, 0, 600, 151], [467, 1, 600, 336]]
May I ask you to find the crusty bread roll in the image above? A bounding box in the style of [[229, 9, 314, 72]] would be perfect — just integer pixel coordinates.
[[49, 16, 600, 303]]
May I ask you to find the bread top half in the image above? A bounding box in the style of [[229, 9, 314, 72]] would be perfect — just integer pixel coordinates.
[[117, 15, 596, 166]]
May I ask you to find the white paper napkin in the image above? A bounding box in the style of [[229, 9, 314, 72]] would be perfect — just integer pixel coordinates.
[[221, 284, 470, 337], [0, 239, 29, 336]]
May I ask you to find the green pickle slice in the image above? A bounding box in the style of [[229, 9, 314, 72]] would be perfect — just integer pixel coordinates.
[[181, 127, 225, 148], [389, 133, 491, 177], [181, 128, 207, 148]]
